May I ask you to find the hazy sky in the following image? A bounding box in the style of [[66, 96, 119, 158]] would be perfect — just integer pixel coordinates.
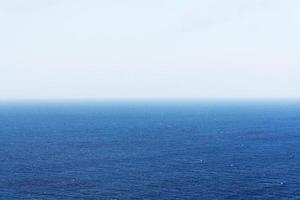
[[1, 0, 300, 100]]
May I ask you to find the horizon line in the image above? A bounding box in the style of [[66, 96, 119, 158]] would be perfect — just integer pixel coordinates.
[[1, 97, 300, 103]]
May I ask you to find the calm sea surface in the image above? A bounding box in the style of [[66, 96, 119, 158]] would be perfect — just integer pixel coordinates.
[[0, 102, 300, 199]]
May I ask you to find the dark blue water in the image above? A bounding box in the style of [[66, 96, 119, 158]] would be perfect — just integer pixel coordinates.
[[1, 102, 300, 199]]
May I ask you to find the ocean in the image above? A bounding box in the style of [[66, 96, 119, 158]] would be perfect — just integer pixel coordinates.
[[0, 101, 300, 199]]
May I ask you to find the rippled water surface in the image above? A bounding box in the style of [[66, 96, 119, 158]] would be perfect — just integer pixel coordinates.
[[1, 102, 300, 199]]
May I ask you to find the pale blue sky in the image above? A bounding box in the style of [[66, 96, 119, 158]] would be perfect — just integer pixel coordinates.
[[1, 0, 299, 100]]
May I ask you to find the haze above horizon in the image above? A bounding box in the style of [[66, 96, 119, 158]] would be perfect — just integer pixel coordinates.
[[1, 0, 300, 100]]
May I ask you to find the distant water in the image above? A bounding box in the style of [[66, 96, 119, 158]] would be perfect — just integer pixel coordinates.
[[1, 101, 300, 199]]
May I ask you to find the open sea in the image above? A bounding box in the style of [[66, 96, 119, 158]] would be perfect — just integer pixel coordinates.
[[0, 101, 300, 199]]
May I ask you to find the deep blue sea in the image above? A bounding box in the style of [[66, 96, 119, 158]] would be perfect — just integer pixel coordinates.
[[1, 101, 300, 199]]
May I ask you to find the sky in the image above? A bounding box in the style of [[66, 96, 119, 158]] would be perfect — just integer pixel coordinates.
[[1, 0, 300, 100]]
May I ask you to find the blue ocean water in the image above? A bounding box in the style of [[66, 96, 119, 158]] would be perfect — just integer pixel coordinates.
[[0, 101, 300, 199]]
